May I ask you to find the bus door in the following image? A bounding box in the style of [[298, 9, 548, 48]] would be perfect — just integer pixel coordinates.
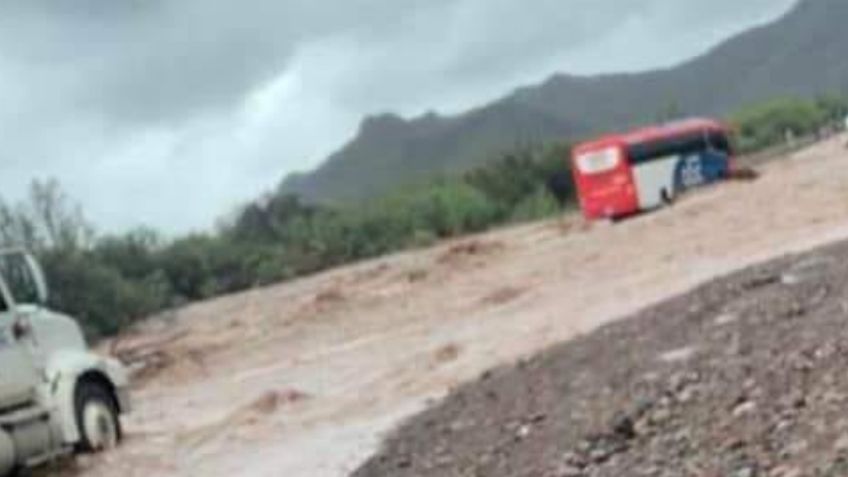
[[628, 145, 682, 209]]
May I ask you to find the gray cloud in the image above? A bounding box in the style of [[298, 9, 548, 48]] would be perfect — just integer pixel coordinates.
[[0, 0, 798, 232], [0, 0, 461, 123]]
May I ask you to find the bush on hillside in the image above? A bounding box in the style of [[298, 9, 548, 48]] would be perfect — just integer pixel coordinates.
[[731, 96, 847, 153]]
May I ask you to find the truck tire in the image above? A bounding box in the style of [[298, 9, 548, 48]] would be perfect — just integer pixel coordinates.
[[74, 380, 121, 453]]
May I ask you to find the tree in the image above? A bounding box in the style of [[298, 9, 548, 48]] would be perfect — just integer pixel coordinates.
[[25, 179, 94, 250]]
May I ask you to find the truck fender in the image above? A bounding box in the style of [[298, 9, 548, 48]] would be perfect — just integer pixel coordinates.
[[43, 350, 130, 445]]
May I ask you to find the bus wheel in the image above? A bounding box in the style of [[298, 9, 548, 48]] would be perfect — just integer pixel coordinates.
[[661, 188, 675, 206]]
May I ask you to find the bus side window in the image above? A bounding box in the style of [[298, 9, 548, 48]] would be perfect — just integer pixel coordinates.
[[706, 132, 732, 155], [630, 133, 709, 164]]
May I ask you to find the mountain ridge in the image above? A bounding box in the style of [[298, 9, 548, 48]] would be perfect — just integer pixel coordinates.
[[282, 0, 847, 202]]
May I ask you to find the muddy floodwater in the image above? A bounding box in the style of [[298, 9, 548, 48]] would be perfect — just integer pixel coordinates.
[[69, 135, 848, 476]]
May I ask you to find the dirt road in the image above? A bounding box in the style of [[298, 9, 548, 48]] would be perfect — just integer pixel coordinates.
[[76, 134, 848, 476]]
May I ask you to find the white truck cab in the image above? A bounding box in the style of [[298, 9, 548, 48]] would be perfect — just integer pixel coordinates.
[[0, 248, 130, 476]]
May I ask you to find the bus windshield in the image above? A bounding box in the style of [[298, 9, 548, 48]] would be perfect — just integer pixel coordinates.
[[575, 147, 621, 174]]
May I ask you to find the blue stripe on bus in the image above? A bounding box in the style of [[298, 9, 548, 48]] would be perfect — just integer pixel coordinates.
[[673, 150, 729, 192]]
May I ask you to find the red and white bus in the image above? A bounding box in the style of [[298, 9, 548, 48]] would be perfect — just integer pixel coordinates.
[[571, 118, 734, 220]]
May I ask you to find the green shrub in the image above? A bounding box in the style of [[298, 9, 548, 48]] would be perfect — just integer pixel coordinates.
[[510, 187, 562, 222], [731, 95, 846, 153], [41, 249, 169, 339]]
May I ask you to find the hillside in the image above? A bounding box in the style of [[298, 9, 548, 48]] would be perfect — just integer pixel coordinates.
[[281, 0, 848, 202], [68, 133, 848, 476]]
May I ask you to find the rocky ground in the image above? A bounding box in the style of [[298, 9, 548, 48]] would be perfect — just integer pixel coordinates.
[[354, 239, 848, 477]]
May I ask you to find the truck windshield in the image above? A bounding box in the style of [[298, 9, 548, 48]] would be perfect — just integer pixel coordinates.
[[0, 253, 40, 306]]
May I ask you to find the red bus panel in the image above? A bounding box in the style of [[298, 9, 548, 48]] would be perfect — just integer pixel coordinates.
[[571, 141, 638, 220]]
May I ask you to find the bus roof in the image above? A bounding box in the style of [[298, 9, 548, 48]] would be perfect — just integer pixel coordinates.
[[574, 117, 728, 153]]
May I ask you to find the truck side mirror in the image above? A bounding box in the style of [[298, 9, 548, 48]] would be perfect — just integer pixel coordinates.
[[23, 253, 49, 305], [12, 319, 31, 341]]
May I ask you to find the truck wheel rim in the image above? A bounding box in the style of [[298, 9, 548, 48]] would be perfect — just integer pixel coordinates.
[[83, 401, 118, 450]]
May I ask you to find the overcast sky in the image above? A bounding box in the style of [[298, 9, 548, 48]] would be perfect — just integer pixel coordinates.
[[0, 0, 798, 233]]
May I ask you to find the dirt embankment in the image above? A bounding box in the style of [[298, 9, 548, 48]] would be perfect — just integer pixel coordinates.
[[67, 134, 848, 477], [354, 238, 848, 477]]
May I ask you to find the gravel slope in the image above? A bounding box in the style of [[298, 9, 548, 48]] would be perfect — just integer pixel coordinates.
[[354, 238, 848, 477]]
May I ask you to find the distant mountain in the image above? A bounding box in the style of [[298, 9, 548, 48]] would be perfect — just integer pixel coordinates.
[[282, 0, 848, 202]]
